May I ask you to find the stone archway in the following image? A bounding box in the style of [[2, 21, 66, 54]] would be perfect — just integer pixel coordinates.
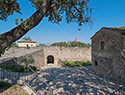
[[47, 55, 54, 65]]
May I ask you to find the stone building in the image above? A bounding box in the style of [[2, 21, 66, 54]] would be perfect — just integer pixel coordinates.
[[30, 46, 91, 67], [18, 40, 36, 48], [91, 27, 125, 80]]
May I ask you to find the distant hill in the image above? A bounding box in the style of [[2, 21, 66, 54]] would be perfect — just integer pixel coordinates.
[[51, 41, 90, 48]]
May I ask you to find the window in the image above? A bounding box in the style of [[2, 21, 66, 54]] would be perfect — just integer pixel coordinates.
[[95, 61, 98, 66], [100, 41, 104, 50]]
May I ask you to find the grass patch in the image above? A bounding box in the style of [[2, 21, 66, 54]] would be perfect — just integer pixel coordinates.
[[0, 63, 25, 72], [29, 66, 40, 72], [11, 85, 17, 90], [62, 61, 92, 67], [0, 62, 40, 72]]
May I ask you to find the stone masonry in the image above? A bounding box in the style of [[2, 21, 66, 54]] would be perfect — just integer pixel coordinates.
[[0, 46, 91, 67], [31, 46, 91, 67], [91, 27, 125, 81]]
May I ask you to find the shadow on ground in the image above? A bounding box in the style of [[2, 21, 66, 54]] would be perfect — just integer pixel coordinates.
[[0, 82, 13, 93], [28, 66, 124, 95]]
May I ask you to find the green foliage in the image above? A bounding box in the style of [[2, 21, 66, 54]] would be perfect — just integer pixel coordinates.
[[0, 62, 40, 72], [0, 62, 25, 72], [19, 55, 35, 65], [0, 42, 18, 57], [15, 18, 23, 25], [29, 65, 40, 71], [70, 41, 90, 47], [21, 20, 33, 30], [0, 55, 35, 72], [113, 26, 125, 29], [30, 0, 91, 27], [62, 60, 92, 67], [51, 41, 90, 47], [11, 43, 18, 47], [0, 0, 21, 21], [20, 18, 23, 22], [1, 0, 91, 26], [51, 41, 70, 47], [11, 85, 17, 90], [0, 0, 91, 56], [0, 43, 12, 56]]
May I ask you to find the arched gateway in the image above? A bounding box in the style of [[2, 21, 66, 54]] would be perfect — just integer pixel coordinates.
[[47, 55, 54, 65]]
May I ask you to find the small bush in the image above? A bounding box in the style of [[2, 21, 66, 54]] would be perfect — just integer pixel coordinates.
[[0, 63, 40, 72], [11, 85, 17, 90], [19, 55, 35, 65], [62, 61, 92, 67], [29, 66, 40, 72], [0, 54, 40, 72], [0, 63, 25, 72]]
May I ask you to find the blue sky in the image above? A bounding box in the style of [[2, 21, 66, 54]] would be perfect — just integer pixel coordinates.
[[0, 0, 125, 45]]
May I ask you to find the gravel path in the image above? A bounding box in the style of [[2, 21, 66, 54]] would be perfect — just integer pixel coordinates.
[[27, 66, 124, 95], [0, 64, 124, 95]]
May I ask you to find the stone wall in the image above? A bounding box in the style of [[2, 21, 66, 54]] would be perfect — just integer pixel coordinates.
[[0, 46, 91, 68], [30, 49, 45, 67], [43, 46, 60, 66], [59, 47, 91, 61], [91, 27, 125, 81], [29, 46, 91, 67]]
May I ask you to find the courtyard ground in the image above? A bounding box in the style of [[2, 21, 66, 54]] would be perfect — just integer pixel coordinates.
[[0, 66, 124, 95], [25, 66, 124, 95]]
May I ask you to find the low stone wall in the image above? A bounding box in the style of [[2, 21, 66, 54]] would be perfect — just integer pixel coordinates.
[[0, 46, 91, 67]]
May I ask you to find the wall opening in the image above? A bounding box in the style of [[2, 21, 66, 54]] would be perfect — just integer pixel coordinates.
[[47, 55, 54, 64], [100, 41, 105, 50], [95, 61, 98, 66]]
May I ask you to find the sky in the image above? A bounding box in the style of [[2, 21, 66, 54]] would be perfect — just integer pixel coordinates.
[[0, 0, 125, 45]]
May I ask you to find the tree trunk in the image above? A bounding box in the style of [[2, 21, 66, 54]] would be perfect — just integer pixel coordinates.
[[0, 0, 50, 55]]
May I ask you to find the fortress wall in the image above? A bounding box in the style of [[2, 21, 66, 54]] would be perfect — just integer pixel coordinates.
[[58, 47, 91, 61], [42, 46, 91, 66], [27, 48, 45, 67], [43, 46, 60, 66], [8, 46, 91, 67]]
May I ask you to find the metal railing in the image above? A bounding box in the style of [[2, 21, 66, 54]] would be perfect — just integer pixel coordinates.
[[1, 58, 124, 95], [110, 85, 125, 95], [25, 65, 54, 95], [0, 57, 54, 95], [0, 58, 25, 84]]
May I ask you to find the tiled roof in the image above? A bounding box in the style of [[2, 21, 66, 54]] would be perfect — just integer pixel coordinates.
[[18, 40, 36, 43]]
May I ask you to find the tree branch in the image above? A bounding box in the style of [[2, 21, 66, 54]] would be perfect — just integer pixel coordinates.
[[0, 0, 51, 55], [70, 2, 81, 13]]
